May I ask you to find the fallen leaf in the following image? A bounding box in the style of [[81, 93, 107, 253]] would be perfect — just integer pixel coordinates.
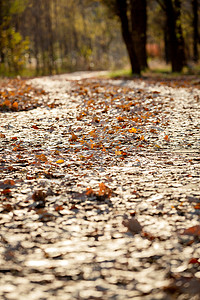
[[69, 133, 78, 141], [35, 154, 48, 162], [129, 127, 137, 133], [122, 217, 143, 234], [164, 135, 170, 141], [189, 258, 200, 265], [12, 101, 18, 110], [56, 159, 64, 164], [32, 190, 46, 202], [182, 225, 200, 236]]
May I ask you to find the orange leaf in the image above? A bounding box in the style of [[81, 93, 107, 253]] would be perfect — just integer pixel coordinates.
[[115, 150, 122, 156], [129, 127, 137, 133], [3, 100, 11, 107], [150, 128, 157, 133], [140, 135, 145, 141], [4, 179, 15, 186], [1, 189, 11, 195], [86, 187, 94, 196], [55, 205, 64, 211], [35, 154, 48, 161], [164, 135, 170, 141], [117, 116, 125, 122], [12, 101, 18, 110], [69, 133, 78, 141], [98, 183, 112, 198], [194, 203, 200, 210]]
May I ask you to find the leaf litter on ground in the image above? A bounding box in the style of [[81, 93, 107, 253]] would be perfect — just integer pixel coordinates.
[[0, 73, 200, 299]]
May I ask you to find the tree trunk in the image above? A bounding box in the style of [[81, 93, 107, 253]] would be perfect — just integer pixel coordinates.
[[116, 0, 140, 74], [32, 0, 41, 74], [164, 0, 186, 72], [192, 0, 199, 62], [0, 0, 4, 63], [164, 22, 170, 64], [130, 0, 148, 70]]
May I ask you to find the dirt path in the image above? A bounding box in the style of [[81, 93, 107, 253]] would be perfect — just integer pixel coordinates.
[[0, 72, 200, 300]]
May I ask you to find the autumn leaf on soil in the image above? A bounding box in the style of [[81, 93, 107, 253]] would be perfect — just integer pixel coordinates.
[[54, 205, 64, 211], [69, 133, 78, 141], [85, 187, 94, 196], [98, 182, 112, 198], [0, 179, 15, 189], [117, 116, 125, 122], [164, 135, 170, 142], [182, 225, 200, 237], [92, 116, 100, 123], [194, 203, 200, 210], [12, 101, 18, 110], [129, 127, 137, 133], [1, 189, 11, 195], [85, 183, 112, 200], [32, 190, 46, 202], [35, 154, 48, 161], [56, 159, 64, 164], [154, 144, 161, 149], [3, 100, 11, 108], [2, 204, 13, 212], [150, 128, 157, 134], [189, 258, 200, 265], [122, 217, 143, 234], [115, 150, 122, 156], [139, 135, 145, 141]]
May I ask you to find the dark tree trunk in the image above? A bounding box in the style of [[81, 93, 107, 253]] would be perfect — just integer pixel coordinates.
[[131, 0, 148, 70], [192, 0, 199, 62], [164, 22, 170, 64], [32, 0, 41, 74], [164, 0, 186, 72], [116, 0, 140, 74], [44, 0, 54, 74], [0, 0, 4, 63]]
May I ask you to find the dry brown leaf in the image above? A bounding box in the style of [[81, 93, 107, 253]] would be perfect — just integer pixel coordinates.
[[122, 217, 143, 234]]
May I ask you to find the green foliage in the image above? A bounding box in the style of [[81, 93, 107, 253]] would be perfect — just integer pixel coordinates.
[[0, 0, 30, 75], [9, 0, 29, 15], [0, 26, 30, 73]]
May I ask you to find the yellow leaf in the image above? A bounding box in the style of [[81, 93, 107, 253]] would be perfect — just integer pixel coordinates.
[[115, 150, 122, 155], [154, 144, 160, 148], [129, 127, 137, 133], [56, 159, 64, 164]]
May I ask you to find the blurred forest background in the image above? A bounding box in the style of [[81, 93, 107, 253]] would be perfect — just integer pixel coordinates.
[[0, 0, 199, 76]]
